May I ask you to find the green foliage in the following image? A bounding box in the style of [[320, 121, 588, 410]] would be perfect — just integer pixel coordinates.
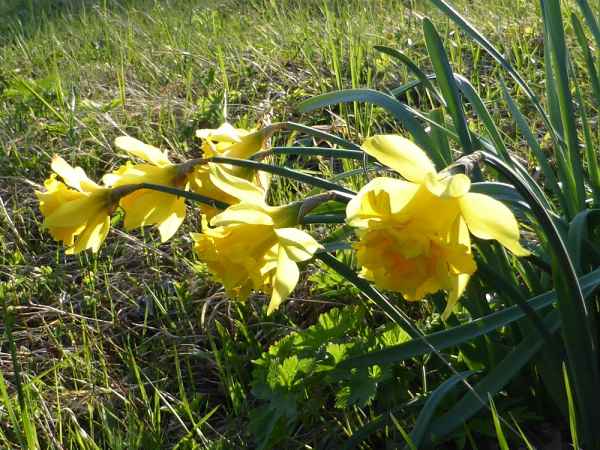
[[249, 306, 412, 448]]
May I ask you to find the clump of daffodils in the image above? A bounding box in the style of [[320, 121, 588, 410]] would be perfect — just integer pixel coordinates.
[[35, 124, 528, 316]]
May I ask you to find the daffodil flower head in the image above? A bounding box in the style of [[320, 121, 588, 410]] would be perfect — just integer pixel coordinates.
[[103, 136, 190, 242], [191, 199, 322, 314], [35, 155, 114, 254], [196, 122, 263, 159], [194, 121, 272, 192], [347, 135, 530, 318]]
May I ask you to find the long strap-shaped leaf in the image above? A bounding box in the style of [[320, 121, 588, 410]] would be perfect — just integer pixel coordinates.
[[408, 371, 476, 449], [423, 309, 561, 445], [576, 0, 600, 52], [373, 45, 445, 106], [485, 151, 600, 448], [426, 0, 557, 140], [541, 0, 586, 214], [264, 146, 365, 160], [500, 80, 568, 212], [338, 266, 600, 369], [280, 121, 362, 150], [297, 89, 431, 149], [423, 18, 474, 154]]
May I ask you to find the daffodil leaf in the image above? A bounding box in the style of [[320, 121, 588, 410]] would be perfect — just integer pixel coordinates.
[[297, 88, 431, 149], [338, 266, 600, 369], [409, 371, 476, 449]]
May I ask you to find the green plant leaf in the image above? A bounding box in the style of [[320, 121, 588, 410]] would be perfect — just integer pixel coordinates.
[[374, 45, 445, 105], [422, 18, 474, 155], [423, 309, 561, 445], [408, 371, 475, 449], [208, 156, 355, 195], [297, 89, 431, 149], [426, 0, 556, 138], [338, 266, 600, 369]]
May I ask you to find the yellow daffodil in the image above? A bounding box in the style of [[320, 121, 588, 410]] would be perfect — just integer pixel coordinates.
[[347, 135, 529, 318], [191, 200, 322, 314], [193, 122, 272, 202], [35, 156, 114, 254], [103, 136, 190, 242]]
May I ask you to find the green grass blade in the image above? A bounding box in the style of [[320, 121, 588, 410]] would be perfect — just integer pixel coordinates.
[[422, 18, 474, 154], [571, 13, 600, 105], [0, 371, 24, 448], [297, 89, 431, 149], [563, 363, 580, 450], [490, 397, 510, 450]]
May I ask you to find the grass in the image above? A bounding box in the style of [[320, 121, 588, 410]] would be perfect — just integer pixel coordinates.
[[0, 0, 582, 448]]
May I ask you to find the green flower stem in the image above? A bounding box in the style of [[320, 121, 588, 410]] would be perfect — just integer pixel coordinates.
[[300, 214, 346, 224], [206, 156, 355, 195], [251, 146, 366, 161], [110, 183, 230, 210]]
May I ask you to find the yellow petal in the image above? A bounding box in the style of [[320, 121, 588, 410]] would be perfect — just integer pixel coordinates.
[[425, 173, 471, 198], [67, 212, 110, 254], [346, 177, 420, 227], [51, 155, 99, 191], [442, 273, 471, 320], [362, 135, 436, 183], [44, 196, 99, 228], [114, 136, 171, 166], [267, 246, 299, 315], [157, 197, 186, 242], [208, 164, 266, 203], [120, 190, 159, 230], [196, 122, 244, 143], [274, 228, 322, 262], [459, 193, 530, 256], [221, 129, 265, 159], [210, 202, 273, 227]]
